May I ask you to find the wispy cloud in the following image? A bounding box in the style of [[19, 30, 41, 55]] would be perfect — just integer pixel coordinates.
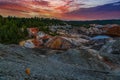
[[0, 0, 120, 20]]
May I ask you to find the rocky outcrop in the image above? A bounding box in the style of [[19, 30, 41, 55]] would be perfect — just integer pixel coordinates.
[[79, 27, 104, 36], [0, 44, 120, 80], [49, 49, 109, 71], [106, 26, 120, 37], [87, 38, 111, 50], [99, 39, 120, 76], [100, 39, 120, 65]]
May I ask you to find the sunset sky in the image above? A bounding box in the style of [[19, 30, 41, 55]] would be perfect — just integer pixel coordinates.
[[0, 0, 120, 20]]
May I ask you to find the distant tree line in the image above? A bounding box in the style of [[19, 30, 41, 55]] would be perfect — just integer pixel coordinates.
[[66, 19, 120, 27], [0, 15, 66, 44], [0, 15, 120, 44]]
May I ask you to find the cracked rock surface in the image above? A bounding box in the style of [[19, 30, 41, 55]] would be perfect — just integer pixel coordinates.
[[0, 44, 120, 80]]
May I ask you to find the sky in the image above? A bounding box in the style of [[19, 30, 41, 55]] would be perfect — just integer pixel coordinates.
[[0, 0, 120, 20]]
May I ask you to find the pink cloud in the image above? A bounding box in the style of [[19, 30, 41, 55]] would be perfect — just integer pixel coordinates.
[[0, 0, 120, 20]]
